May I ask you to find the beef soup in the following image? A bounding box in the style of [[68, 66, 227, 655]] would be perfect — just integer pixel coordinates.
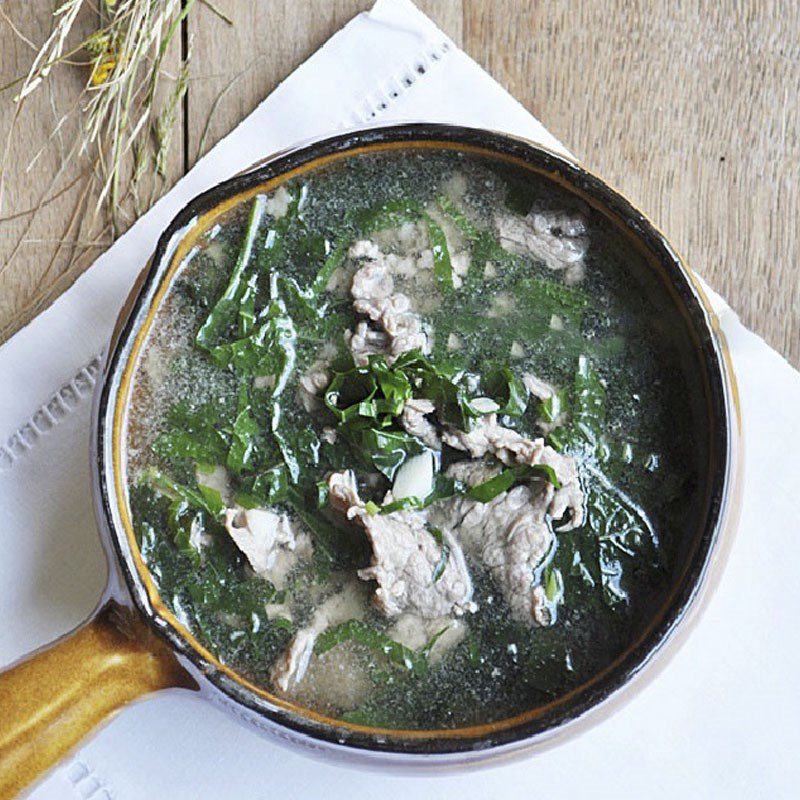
[[125, 149, 705, 729]]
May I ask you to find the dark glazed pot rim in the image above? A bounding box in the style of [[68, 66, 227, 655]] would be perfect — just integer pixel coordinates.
[[94, 124, 739, 761]]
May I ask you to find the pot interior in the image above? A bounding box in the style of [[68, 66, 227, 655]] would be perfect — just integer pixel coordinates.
[[97, 125, 733, 755]]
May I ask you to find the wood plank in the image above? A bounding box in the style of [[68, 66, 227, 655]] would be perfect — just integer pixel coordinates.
[[0, 2, 183, 345], [464, 0, 800, 367]]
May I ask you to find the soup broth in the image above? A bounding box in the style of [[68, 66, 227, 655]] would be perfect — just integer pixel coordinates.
[[126, 148, 704, 729]]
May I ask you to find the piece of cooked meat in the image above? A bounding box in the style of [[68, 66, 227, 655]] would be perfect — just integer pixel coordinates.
[[344, 246, 429, 365], [522, 371, 556, 401], [298, 363, 330, 413], [523, 371, 569, 434], [270, 581, 366, 693], [223, 507, 312, 588], [345, 321, 389, 367], [429, 466, 554, 626], [494, 205, 588, 285], [296, 342, 339, 413], [327, 470, 476, 619], [399, 396, 441, 449], [442, 414, 584, 530]]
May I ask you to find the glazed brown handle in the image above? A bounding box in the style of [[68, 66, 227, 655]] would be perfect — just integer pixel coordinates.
[[0, 602, 196, 799]]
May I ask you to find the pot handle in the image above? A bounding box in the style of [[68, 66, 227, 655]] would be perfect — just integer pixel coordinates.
[[0, 601, 196, 798]]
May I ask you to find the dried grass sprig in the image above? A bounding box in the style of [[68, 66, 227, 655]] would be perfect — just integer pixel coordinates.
[[0, 0, 204, 238]]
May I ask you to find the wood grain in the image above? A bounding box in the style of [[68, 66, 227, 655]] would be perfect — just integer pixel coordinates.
[[0, 2, 183, 343], [1, 1, 798, 367]]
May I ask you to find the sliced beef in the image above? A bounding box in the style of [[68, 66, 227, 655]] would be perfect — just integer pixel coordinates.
[[270, 581, 366, 693], [494, 205, 588, 285], [442, 413, 584, 530], [399, 396, 441, 449], [327, 470, 476, 619], [223, 507, 311, 588], [429, 461, 554, 626], [344, 246, 429, 366]]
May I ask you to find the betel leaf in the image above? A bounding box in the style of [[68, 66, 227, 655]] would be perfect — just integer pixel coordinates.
[[482, 367, 528, 417], [429, 527, 450, 583], [234, 464, 289, 508], [358, 427, 424, 480], [315, 620, 428, 675], [152, 401, 229, 466], [436, 195, 481, 241], [466, 463, 561, 503], [196, 195, 266, 350], [226, 384, 260, 476], [426, 216, 454, 292], [142, 467, 224, 519]]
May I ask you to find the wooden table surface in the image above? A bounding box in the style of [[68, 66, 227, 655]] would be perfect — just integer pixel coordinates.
[[1, 1, 798, 366]]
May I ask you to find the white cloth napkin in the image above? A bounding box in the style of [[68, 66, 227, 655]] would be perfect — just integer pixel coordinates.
[[1, 1, 798, 797]]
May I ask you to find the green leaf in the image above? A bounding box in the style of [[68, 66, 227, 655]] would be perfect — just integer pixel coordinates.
[[359, 428, 424, 480], [324, 362, 379, 424], [235, 464, 289, 507], [152, 402, 229, 466], [272, 405, 319, 483], [466, 463, 561, 503], [142, 467, 224, 518], [539, 388, 567, 426], [370, 358, 413, 413], [315, 479, 329, 509], [551, 355, 608, 456], [483, 367, 528, 417], [543, 565, 564, 603], [429, 527, 450, 583], [206, 309, 296, 379], [585, 467, 659, 607], [196, 195, 266, 349], [375, 474, 460, 515], [315, 620, 428, 675], [310, 238, 348, 295], [436, 195, 481, 241], [426, 216, 454, 291], [226, 385, 260, 475], [350, 197, 425, 234], [166, 500, 202, 567], [377, 496, 424, 514]]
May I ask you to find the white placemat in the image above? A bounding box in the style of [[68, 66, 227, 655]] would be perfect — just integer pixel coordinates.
[[1, 1, 798, 797]]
